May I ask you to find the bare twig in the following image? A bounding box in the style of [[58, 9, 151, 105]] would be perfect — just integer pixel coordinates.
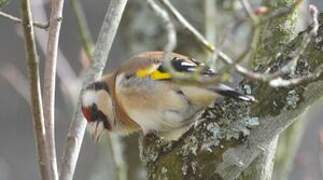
[[156, 0, 260, 81], [42, 0, 66, 179], [233, 4, 320, 87], [216, 81, 323, 179], [20, 0, 50, 179], [204, 0, 217, 68], [150, 0, 299, 85], [70, 0, 128, 179], [70, 0, 94, 59], [30, 0, 80, 103], [146, 0, 176, 62], [216, 6, 321, 180], [269, 4, 320, 87], [236, 0, 303, 64], [257, 0, 303, 26], [158, 0, 321, 89], [234, 0, 260, 65], [158, 0, 213, 52], [0, 10, 48, 29], [239, 0, 258, 23], [59, 1, 128, 179], [204, 0, 216, 44], [146, 0, 178, 86]]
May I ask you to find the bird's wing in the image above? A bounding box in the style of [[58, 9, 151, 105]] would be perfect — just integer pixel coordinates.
[[120, 51, 255, 102], [134, 55, 216, 81], [208, 84, 255, 102]]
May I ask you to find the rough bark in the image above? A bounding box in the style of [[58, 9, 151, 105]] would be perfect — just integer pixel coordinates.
[[20, 0, 51, 179], [43, 0, 65, 179], [140, 9, 323, 180], [240, 1, 299, 179]]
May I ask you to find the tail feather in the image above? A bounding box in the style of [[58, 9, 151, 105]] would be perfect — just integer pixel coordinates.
[[209, 84, 255, 102]]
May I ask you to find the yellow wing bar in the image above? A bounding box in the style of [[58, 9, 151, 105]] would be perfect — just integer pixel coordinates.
[[136, 65, 171, 80]]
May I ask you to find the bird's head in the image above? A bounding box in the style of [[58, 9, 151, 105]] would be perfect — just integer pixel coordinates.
[[81, 80, 114, 141]]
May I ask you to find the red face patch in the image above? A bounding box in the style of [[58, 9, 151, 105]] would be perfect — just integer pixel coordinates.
[[81, 105, 112, 130], [81, 106, 93, 122]]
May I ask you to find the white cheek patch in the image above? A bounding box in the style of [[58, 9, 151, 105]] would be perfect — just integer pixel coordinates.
[[115, 73, 124, 88], [82, 90, 97, 107]]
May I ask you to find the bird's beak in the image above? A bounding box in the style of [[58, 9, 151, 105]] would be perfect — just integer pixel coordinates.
[[87, 121, 105, 143]]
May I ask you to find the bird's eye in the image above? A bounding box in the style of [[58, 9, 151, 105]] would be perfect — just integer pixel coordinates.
[[81, 104, 100, 123], [92, 104, 111, 130], [82, 104, 111, 130], [124, 73, 134, 80], [91, 104, 99, 119]]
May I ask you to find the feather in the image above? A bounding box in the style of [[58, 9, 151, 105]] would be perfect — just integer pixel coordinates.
[[209, 84, 255, 102]]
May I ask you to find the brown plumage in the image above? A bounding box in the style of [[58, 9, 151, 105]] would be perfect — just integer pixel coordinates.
[[81, 51, 254, 140]]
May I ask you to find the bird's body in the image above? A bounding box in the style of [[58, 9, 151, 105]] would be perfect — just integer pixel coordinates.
[[81, 51, 254, 140]]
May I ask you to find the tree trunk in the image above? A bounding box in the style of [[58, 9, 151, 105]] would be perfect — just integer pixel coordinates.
[[139, 1, 323, 179]]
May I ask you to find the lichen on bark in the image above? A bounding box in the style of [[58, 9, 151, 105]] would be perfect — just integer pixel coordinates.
[[139, 2, 323, 180], [140, 98, 259, 180]]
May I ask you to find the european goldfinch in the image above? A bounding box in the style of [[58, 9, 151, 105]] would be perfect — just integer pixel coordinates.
[[81, 51, 254, 140]]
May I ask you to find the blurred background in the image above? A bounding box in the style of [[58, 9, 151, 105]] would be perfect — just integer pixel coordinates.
[[0, 0, 323, 179]]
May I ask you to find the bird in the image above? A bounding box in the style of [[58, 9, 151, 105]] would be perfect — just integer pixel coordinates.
[[81, 51, 255, 141]]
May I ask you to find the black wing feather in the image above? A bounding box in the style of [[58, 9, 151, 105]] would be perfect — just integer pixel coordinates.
[[210, 84, 255, 102], [158, 57, 216, 76]]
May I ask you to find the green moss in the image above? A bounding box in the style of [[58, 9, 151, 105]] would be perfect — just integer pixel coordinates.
[[140, 1, 323, 180], [251, 0, 298, 66], [155, 152, 183, 180]]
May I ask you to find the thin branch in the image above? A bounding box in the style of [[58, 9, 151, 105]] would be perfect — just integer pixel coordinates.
[[157, 0, 260, 81], [269, 64, 323, 87], [158, 0, 214, 52], [146, 0, 177, 88], [158, 0, 321, 89], [146, 0, 176, 53], [216, 83, 323, 179], [230, 0, 303, 67], [232, 0, 303, 65], [204, 0, 216, 44], [256, 0, 303, 26], [70, 1, 129, 179], [216, 7, 321, 179], [30, 0, 80, 103], [59, 1, 128, 179], [234, 0, 260, 65], [204, 0, 217, 68], [226, 5, 320, 87], [20, 0, 50, 179], [70, 0, 94, 59], [142, 10, 323, 177], [239, 0, 258, 23], [42, 0, 66, 179], [269, 4, 320, 87], [0, 10, 48, 29]]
